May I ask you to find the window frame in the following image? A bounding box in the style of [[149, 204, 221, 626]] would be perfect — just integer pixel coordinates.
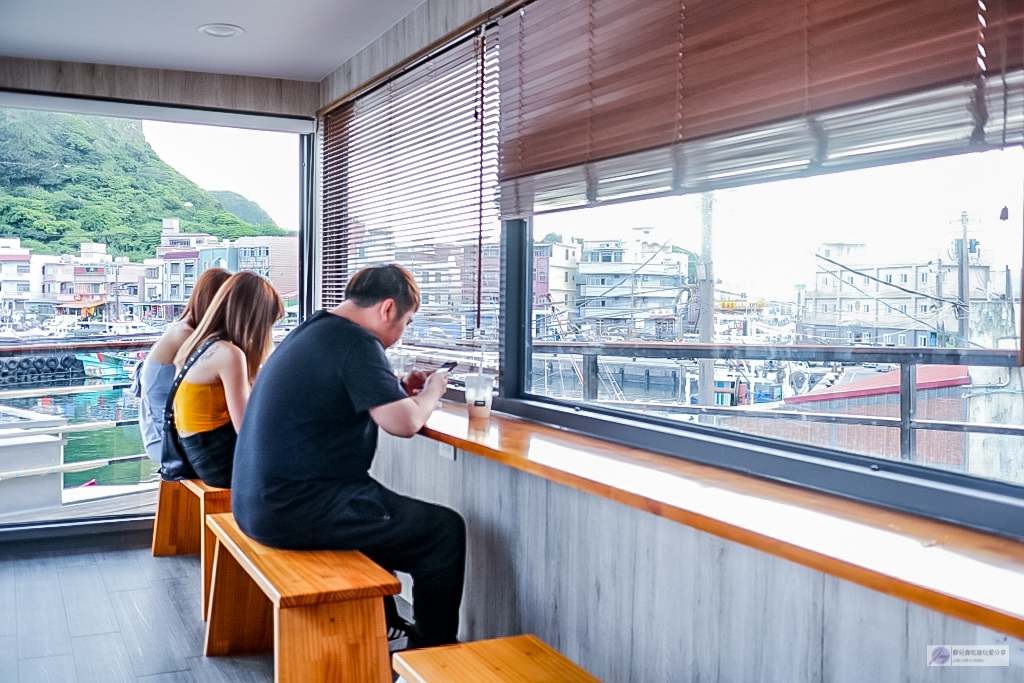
[[494, 218, 1024, 542], [306, 1, 1024, 542], [0, 91, 316, 540]]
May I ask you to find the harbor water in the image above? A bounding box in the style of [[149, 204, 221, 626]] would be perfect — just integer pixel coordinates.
[[1, 380, 153, 488]]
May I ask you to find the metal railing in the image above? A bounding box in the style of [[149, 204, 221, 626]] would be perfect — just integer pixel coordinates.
[[531, 341, 1022, 462], [0, 338, 156, 357], [0, 343, 154, 520], [0, 337, 1017, 478]]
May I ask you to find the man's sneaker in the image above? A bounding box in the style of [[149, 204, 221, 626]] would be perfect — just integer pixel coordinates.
[[387, 625, 409, 652]]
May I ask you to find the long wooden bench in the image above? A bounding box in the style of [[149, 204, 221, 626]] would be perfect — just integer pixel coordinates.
[[150, 478, 231, 619], [203, 512, 401, 683], [393, 634, 602, 683]]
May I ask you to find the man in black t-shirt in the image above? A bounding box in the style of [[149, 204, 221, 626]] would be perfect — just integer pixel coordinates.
[[232, 265, 463, 648]]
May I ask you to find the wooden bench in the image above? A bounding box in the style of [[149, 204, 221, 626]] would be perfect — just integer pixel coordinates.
[[151, 478, 231, 619], [393, 635, 603, 683], [203, 512, 401, 683]]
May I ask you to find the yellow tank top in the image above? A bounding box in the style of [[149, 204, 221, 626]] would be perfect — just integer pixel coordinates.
[[174, 381, 231, 433]]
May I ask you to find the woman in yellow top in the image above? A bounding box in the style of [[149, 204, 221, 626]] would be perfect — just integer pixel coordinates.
[[171, 271, 283, 488]]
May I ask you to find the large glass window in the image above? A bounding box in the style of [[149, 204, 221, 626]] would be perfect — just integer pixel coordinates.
[[526, 150, 1023, 485], [321, 30, 500, 371], [308, 0, 1024, 536], [0, 104, 301, 529]]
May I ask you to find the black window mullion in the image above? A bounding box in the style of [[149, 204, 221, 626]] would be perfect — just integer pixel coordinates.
[[498, 218, 531, 399]]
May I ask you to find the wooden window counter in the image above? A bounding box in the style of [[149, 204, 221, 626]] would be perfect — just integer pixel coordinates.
[[420, 403, 1024, 640]]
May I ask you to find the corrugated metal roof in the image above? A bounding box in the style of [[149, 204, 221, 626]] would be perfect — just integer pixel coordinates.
[[786, 365, 970, 404]]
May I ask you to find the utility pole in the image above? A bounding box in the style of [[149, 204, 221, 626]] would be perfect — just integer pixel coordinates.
[[958, 211, 970, 346], [109, 262, 122, 322], [629, 251, 636, 339], [698, 192, 715, 407], [935, 257, 944, 345], [1006, 265, 1016, 333]]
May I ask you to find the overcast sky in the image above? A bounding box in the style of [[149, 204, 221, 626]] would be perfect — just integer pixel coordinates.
[[535, 148, 1024, 302], [143, 121, 300, 232], [138, 120, 1022, 304]]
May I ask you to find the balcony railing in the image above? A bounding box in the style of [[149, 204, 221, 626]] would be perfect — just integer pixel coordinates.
[[532, 341, 1021, 462], [0, 340, 157, 527], [0, 336, 1017, 527]]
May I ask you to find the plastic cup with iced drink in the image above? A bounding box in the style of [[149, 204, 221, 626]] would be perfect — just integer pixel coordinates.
[[464, 373, 495, 418]]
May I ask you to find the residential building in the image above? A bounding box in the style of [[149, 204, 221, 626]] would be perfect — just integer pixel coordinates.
[[577, 229, 688, 339], [155, 218, 224, 256], [141, 258, 164, 317], [196, 247, 236, 275], [347, 225, 396, 269], [458, 243, 501, 338], [33, 243, 143, 320], [235, 235, 298, 296], [160, 249, 199, 319], [394, 244, 463, 338], [0, 238, 36, 317], [532, 239, 578, 339], [800, 242, 994, 347]]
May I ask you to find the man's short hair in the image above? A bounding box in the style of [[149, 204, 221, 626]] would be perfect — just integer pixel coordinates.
[[345, 264, 420, 314]]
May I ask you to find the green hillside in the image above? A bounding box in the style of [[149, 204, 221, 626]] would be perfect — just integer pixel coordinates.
[[0, 108, 287, 261], [208, 190, 276, 227]]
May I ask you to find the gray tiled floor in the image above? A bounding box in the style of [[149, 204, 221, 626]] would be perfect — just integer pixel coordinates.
[[0, 528, 274, 683]]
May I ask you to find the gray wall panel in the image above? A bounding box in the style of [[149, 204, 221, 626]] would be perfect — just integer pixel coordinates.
[[540, 481, 638, 681], [714, 540, 823, 682], [629, 513, 700, 682], [460, 449, 526, 640], [372, 432, 1024, 682]]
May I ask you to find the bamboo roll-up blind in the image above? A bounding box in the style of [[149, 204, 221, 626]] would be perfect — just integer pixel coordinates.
[[499, 0, 1024, 218], [320, 30, 502, 338]]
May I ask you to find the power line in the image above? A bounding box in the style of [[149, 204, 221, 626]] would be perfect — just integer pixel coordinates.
[[811, 262, 982, 348], [815, 253, 963, 308]]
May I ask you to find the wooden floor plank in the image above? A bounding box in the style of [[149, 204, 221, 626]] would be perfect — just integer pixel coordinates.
[[137, 545, 198, 583], [52, 547, 98, 569], [135, 671, 200, 682], [12, 551, 60, 584], [95, 549, 151, 593], [15, 578, 71, 660], [57, 561, 121, 638], [17, 653, 78, 683], [184, 652, 274, 682], [0, 533, 282, 683], [0, 634, 18, 681], [151, 577, 206, 655], [70, 632, 134, 683], [108, 587, 194, 678], [0, 561, 15, 638]]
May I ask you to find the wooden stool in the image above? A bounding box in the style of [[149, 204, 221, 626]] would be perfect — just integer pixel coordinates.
[[203, 512, 401, 683], [393, 634, 603, 683], [151, 478, 231, 619]]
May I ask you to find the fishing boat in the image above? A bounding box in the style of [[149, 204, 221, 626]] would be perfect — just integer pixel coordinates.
[[74, 320, 161, 338], [74, 351, 141, 378], [75, 352, 121, 378]]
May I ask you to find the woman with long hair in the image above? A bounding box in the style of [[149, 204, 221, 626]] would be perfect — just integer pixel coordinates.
[[169, 271, 283, 488], [138, 267, 231, 463]]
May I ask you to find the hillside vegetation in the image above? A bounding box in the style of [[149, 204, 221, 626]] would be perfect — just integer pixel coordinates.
[[208, 190, 276, 227], [0, 108, 285, 261]]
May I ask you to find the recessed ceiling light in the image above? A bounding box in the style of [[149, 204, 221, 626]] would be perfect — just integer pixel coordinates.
[[198, 23, 245, 38]]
